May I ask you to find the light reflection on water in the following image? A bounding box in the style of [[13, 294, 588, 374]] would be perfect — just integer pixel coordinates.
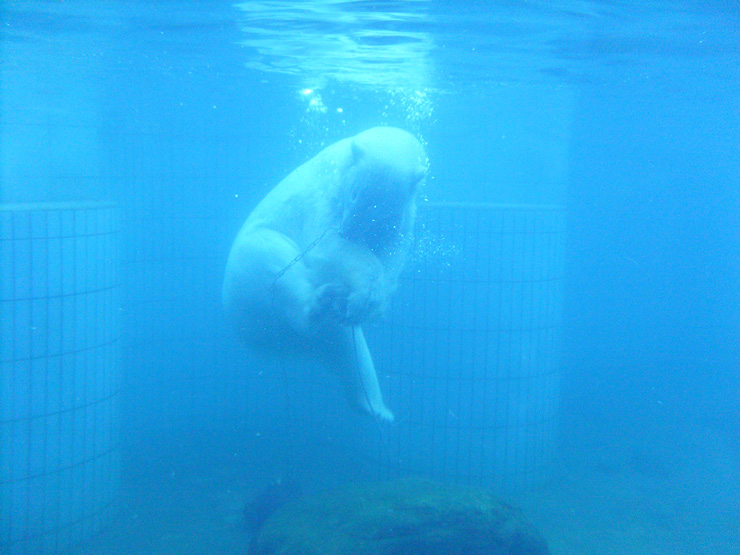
[[3, 1, 737, 91], [233, 0, 738, 91], [234, 0, 435, 90]]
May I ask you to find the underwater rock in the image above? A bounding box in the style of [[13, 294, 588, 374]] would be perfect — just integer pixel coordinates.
[[248, 478, 549, 555], [244, 479, 303, 534]]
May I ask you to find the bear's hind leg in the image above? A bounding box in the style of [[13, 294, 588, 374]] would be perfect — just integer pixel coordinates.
[[224, 227, 318, 341], [325, 326, 394, 423]]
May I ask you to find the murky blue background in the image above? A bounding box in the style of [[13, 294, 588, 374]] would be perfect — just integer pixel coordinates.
[[1, 1, 738, 554]]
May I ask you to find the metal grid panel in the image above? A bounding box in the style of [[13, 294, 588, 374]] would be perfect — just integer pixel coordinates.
[[364, 203, 566, 491], [276, 203, 565, 492], [0, 202, 121, 555]]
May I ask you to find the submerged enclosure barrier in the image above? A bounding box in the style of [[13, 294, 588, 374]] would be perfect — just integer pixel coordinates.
[[281, 203, 565, 492], [366, 203, 566, 491], [0, 202, 120, 554]]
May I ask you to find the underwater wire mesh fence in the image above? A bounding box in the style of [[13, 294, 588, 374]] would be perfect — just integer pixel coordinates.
[[282, 203, 565, 492], [0, 202, 121, 555], [366, 203, 566, 491]]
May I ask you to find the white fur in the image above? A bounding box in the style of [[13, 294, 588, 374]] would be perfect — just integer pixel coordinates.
[[223, 127, 427, 422]]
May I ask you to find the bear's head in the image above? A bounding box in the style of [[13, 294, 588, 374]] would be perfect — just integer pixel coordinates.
[[339, 127, 428, 253]]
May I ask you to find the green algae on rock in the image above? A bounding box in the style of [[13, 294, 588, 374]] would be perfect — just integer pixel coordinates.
[[249, 478, 549, 555]]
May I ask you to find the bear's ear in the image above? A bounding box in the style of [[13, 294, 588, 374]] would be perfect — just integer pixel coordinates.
[[414, 157, 429, 183], [351, 139, 367, 163]]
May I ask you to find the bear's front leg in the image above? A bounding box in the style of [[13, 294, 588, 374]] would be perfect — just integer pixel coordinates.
[[310, 280, 382, 326], [304, 233, 386, 325]]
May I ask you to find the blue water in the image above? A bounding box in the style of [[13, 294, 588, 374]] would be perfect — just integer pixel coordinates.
[[2, 1, 738, 554]]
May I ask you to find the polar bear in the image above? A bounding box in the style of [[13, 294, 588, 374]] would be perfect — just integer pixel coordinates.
[[223, 127, 427, 422]]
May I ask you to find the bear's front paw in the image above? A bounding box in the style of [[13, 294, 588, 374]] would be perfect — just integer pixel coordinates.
[[309, 283, 381, 326], [309, 283, 351, 324], [343, 286, 382, 325]]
